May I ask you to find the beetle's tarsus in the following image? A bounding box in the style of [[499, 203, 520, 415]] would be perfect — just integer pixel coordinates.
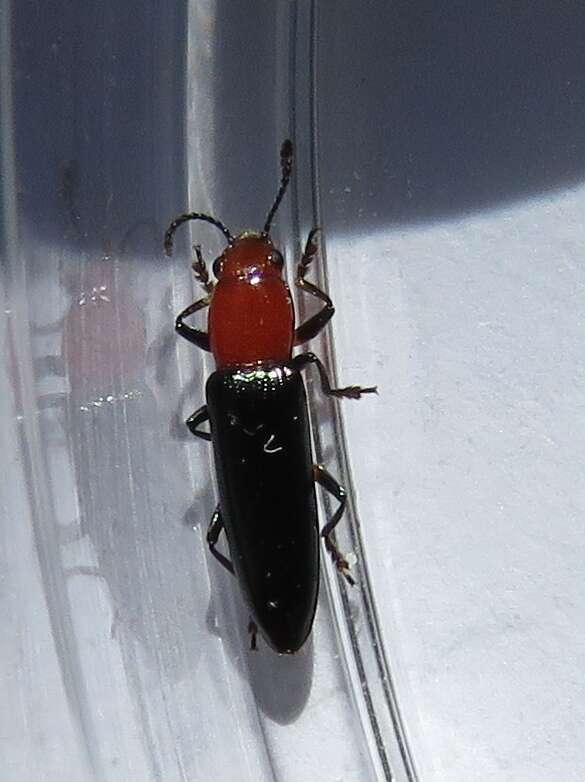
[[330, 384, 378, 399], [338, 562, 356, 587], [192, 244, 215, 294], [299, 227, 320, 273], [294, 353, 377, 400], [323, 535, 356, 586]]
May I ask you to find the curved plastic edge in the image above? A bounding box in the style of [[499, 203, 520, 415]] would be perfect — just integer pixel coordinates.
[[286, 4, 419, 781]]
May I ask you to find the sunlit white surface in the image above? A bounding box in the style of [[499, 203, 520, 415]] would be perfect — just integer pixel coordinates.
[[328, 184, 585, 781]]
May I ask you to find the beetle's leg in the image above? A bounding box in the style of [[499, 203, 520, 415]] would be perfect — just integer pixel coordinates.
[[313, 464, 355, 586], [207, 505, 235, 575], [294, 229, 336, 345], [176, 295, 211, 351], [292, 352, 377, 399], [207, 506, 259, 649], [192, 244, 215, 295], [248, 619, 258, 651], [186, 404, 212, 441], [176, 242, 215, 348]]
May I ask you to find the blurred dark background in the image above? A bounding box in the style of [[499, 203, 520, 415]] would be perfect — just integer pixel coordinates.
[[12, 1, 585, 249]]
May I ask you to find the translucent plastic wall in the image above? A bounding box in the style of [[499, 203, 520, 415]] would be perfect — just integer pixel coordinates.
[[3, 2, 585, 781]]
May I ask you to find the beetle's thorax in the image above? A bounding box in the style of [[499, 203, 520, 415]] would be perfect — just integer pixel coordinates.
[[213, 232, 281, 281], [208, 232, 295, 368]]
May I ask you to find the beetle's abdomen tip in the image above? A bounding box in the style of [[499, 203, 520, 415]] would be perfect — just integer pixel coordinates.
[[257, 614, 313, 655], [267, 634, 308, 656]]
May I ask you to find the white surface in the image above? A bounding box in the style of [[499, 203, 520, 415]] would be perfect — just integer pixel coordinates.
[[328, 186, 585, 781]]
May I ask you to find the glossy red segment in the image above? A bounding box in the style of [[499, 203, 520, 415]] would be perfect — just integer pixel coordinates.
[[214, 234, 281, 280], [209, 234, 295, 367]]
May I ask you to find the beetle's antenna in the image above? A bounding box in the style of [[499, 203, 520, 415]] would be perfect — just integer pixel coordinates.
[[263, 139, 293, 236], [164, 212, 233, 256]]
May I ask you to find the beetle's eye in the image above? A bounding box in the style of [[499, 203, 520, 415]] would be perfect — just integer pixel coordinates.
[[213, 257, 224, 278]]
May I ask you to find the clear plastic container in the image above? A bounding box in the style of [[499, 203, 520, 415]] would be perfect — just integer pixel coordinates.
[[1, 3, 414, 780], [4, 2, 585, 781]]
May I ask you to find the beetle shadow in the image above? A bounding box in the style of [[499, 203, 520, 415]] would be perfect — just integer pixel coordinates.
[[146, 284, 179, 390], [203, 559, 316, 724], [246, 633, 314, 724], [52, 244, 210, 680], [169, 376, 207, 443], [148, 294, 209, 446]]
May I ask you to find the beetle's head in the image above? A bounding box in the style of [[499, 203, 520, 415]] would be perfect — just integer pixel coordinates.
[[163, 140, 294, 273], [212, 232, 284, 281]]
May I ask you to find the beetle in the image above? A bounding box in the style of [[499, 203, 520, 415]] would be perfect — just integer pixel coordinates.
[[164, 140, 376, 654]]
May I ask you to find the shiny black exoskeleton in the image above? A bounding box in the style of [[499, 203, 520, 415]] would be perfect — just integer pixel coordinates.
[[207, 365, 318, 653]]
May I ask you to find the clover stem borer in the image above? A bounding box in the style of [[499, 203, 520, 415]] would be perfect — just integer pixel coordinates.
[[164, 140, 376, 653]]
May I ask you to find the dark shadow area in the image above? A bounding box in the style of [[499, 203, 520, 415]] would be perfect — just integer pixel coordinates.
[[212, 2, 285, 231], [246, 633, 315, 724], [317, 2, 585, 229], [203, 551, 316, 724], [13, 0, 186, 254]]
